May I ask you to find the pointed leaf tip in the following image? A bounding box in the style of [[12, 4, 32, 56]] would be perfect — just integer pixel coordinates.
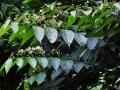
[[61, 60, 74, 72], [37, 57, 48, 68], [46, 27, 58, 43], [28, 57, 37, 69], [36, 72, 46, 85], [87, 37, 99, 50], [5, 58, 13, 73], [51, 58, 61, 71], [33, 26, 44, 43], [61, 30, 74, 46]]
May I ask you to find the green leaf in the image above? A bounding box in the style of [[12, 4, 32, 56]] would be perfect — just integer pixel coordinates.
[[45, 27, 58, 43], [66, 11, 80, 28], [115, 77, 120, 84], [1, 19, 11, 30], [28, 67, 34, 75], [28, 76, 37, 85], [95, 18, 103, 26], [36, 72, 46, 85], [17, 59, 28, 71], [9, 26, 25, 43], [5, 58, 13, 73], [23, 0, 32, 4], [0, 25, 11, 38], [33, 26, 44, 43], [28, 57, 37, 69], [24, 79, 30, 90], [9, 33, 17, 43], [11, 60, 17, 68], [50, 4, 55, 10], [16, 58, 24, 69], [60, 30, 74, 46], [76, 16, 87, 29], [1, 2, 7, 14], [11, 22, 19, 33], [37, 57, 48, 68], [51, 58, 61, 71], [21, 29, 33, 46], [61, 60, 74, 72], [66, 16, 74, 28], [90, 84, 102, 90], [74, 33, 87, 46], [16, 82, 23, 90], [103, 16, 117, 26], [51, 68, 63, 80], [87, 38, 99, 50], [99, 9, 113, 18], [0, 63, 5, 72], [88, 30, 105, 37]]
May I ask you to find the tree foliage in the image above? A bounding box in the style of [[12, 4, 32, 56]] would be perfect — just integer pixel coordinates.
[[0, 0, 120, 90]]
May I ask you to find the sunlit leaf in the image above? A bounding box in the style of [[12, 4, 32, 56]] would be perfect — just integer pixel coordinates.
[[50, 4, 54, 10], [115, 77, 120, 84], [114, 3, 120, 10], [36, 72, 46, 85], [33, 26, 44, 43], [87, 37, 99, 50], [81, 9, 92, 16], [0, 19, 11, 37], [99, 9, 113, 18], [17, 59, 28, 71], [51, 58, 61, 71], [70, 10, 76, 17], [5, 58, 13, 73], [1, 19, 11, 29], [60, 30, 74, 46], [28, 76, 37, 85], [0, 63, 5, 72], [23, 0, 32, 4], [73, 63, 85, 73], [0, 25, 11, 38], [21, 29, 33, 45], [95, 18, 103, 26], [9, 26, 25, 43], [16, 58, 24, 69], [75, 33, 87, 46], [37, 57, 48, 68], [24, 79, 30, 90], [61, 60, 74, 72], [11, 22, 19, 33], [45, 27, 58, 43], [28, 57, 37, 69]]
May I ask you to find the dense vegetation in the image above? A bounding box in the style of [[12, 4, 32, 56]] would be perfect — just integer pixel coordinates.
[[0, 0, 120, 90]]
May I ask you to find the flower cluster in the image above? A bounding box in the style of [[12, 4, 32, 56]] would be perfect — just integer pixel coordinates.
[[17, 46, 45, 56]]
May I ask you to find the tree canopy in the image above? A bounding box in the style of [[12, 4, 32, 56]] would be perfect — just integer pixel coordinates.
[[0, 0, 120, 90]]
